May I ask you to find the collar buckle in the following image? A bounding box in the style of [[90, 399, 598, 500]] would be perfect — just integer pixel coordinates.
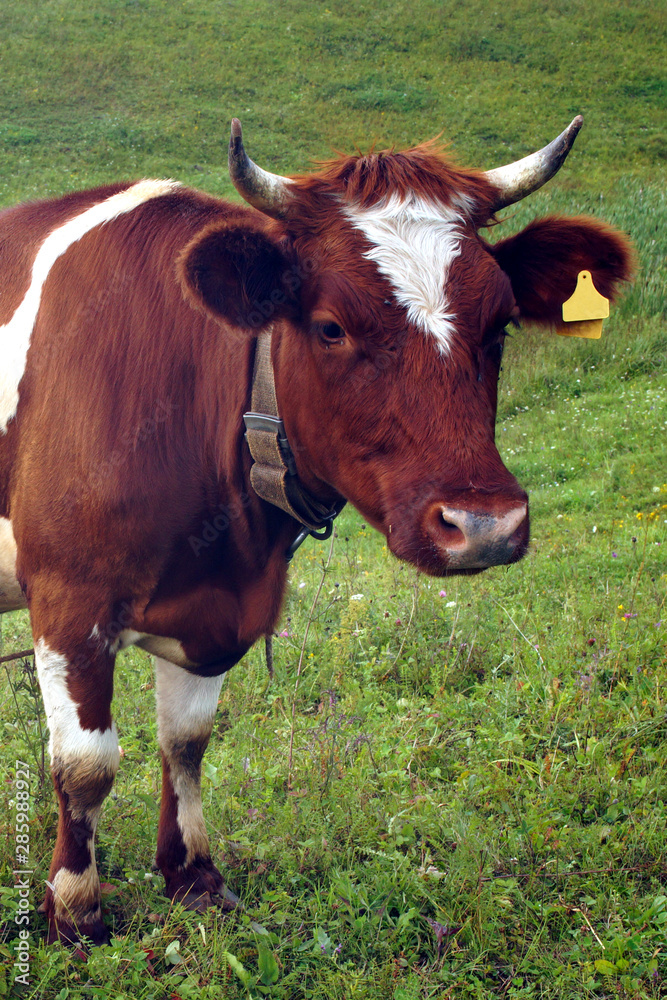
[[243, 411, 297, 476]]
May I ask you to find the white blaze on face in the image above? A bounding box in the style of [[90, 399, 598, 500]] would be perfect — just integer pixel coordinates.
[[342, 191, 472, 354], [0, 178, 181, 434]]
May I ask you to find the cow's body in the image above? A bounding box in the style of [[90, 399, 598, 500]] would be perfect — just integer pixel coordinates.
[[0, 182, 296, 668], [0, 119, 632, 944]]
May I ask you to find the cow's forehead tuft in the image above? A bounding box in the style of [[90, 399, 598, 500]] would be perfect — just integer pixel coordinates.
[[341, 191, 474, 354]]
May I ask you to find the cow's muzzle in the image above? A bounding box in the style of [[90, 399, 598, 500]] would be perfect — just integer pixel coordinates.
[[423, 501, 529, 573]]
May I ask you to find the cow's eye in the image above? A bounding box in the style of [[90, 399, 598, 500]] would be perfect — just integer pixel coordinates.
[[488, 336, 505, 366], [315, 321, 346, 345], [478, 329, 508, 381]]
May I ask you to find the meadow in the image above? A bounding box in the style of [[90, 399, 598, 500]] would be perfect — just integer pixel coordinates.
[[0, 0, 665, 997]]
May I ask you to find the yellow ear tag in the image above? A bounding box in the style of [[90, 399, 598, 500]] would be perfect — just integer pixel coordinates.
[[557, 270, 609, 340]]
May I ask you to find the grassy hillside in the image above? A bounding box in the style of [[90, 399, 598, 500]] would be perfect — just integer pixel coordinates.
[[0, 0, 665, 997], [0, 0, 665, 202]]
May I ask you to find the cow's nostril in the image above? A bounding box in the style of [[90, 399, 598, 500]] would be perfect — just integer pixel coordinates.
[[439, 513, 467, 549], [421, 500, 529, 570], [509, 519, 527, 547]]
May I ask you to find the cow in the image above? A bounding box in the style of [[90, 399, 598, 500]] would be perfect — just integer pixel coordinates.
[[0, 115, 632, 945]]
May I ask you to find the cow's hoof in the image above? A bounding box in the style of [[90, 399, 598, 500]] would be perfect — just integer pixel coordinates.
[[175, 883, 242, 913], [46, 916, 110, 948], [164, 859, 242, 914], [213, 884, 242, 912]]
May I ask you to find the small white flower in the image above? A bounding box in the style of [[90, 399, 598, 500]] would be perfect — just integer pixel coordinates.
[[592, 525, 597, 533], [350, 594, 364, 600], [446, 601, 457, 608], [418, 864, 444, 879]]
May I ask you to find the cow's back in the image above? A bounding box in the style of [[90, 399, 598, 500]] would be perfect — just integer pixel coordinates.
[[0, 182, 255, 594], [0, 188, 124, 515]]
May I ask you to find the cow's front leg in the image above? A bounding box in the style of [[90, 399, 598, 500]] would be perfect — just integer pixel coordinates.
[[34, 635, 119, 945], [155, 657, 238, 912]]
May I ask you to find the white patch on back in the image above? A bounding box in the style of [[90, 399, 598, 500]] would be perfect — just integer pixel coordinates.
[[0, 178, 181, 433], [342, 191, 473, 354], [34, 638, 120, 767]]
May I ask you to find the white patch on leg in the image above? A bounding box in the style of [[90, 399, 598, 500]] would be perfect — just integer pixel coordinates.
[[113, 629, 146, 653], [37, 641, 118, 926], [0, 178, 181, 433], [172, 770, 211, 867], [342, 191, 473, 354], [156, 657, 224, 865], [115, 629, 195, 667], [0, 518, 26, 612], [155, 657, 224, 744], [51, 838, 102, 925], [34, 638, 120, 770]]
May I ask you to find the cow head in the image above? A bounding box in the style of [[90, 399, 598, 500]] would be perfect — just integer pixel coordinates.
[[180, 118, 633, 576]]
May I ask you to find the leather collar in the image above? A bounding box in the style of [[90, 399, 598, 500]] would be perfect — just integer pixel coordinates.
[[243, 329, 345, 559]]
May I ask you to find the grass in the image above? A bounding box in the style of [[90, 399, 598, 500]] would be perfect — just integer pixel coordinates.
[[0, 0, 665, 203], [0, 0, 666, 996]]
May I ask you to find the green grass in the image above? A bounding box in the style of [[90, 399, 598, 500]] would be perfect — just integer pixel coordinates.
[[0, 0, 665, 203], [0, 0, 666, 997]]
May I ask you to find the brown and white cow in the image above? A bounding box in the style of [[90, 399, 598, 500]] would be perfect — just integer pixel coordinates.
[[0, 116, 632, 944]]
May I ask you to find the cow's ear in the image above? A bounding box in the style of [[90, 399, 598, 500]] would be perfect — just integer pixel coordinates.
[[179, 223, 299, 330], [491, 216, 635, 326]]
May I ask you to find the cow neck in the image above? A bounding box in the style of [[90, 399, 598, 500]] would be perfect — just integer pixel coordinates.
[[243, 328, 345, 561]]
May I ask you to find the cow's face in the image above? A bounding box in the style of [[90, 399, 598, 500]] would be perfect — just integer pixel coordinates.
[[181, 125, 632, 577], [273, 186, 530, 577]]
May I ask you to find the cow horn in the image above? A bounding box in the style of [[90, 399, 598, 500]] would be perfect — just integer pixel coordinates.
[[228, 118, 292, 217], [485, 116, 584, 211]]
